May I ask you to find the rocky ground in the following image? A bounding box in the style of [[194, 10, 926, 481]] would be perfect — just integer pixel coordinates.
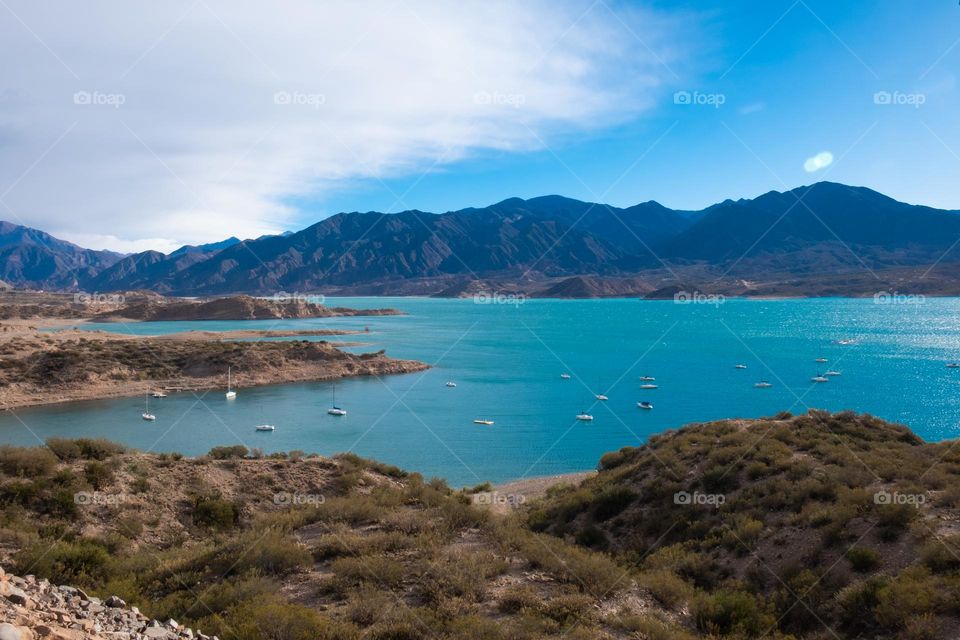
[[0, 326, 427, 410], [1, 566, 207, 640]]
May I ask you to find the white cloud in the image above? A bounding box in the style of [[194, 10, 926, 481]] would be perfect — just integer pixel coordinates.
[[0, 0, 688, 251], [804, 151, 834, 173], [738, 102, 765, 115]]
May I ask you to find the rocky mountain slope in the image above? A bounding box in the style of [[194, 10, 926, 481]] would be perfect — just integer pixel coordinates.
[[4, 182, 960, 297]]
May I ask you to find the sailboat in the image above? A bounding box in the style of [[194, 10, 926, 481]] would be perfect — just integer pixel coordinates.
[[254, 404, 275, 431], [473, 418, 495, 425], [141, 394, 156, 421], [328, 383, 347, 416], [225, 367, 237, 399]]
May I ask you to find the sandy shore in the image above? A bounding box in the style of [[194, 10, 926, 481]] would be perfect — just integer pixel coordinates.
[[471, 471, 597, 513]]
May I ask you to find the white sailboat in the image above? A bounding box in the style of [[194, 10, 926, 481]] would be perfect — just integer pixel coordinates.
[[473, 418, 495, 425], [225, 367, 237, 399], [328, 383, 347, 416], [141, 394, 156, 421], [576, 412, 594, 421]]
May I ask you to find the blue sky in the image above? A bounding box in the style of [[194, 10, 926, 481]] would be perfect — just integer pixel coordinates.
[[319, 0, 960, 216], [1, 0, 958, 251]]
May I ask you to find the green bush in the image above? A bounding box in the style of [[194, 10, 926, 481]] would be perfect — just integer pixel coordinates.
[[208, 445, 248, 460], [847, 547, 881, 572], [84, 460, 114, 490], [693, 590, 774, 637], [217, 600, 355, 640], [15, 539, 112, 586], [0, 445, 58, 477], [192, 494, 239, 529]]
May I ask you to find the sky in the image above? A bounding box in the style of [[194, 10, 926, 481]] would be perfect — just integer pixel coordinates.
[[0, 0, 958, 253]]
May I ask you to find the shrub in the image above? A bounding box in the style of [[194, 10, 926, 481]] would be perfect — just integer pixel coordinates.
[[590, 487, 634, 521], [208, 445, 248, 460], [47, 438, 125, 462], [15, 539, 112, 586], [192, 495, 239, 529], [846, 547, 881, 573], [84, 460, 114, 490], [694, 590, 774, 637], [0, 445, 58, 477], [921, 536, 960, 573], [874, 567, 939, 628], [219, 600, 354, 640], [497, 585, 541, 614], [641, 570, 695, 609], [329, 555, 406, 593], [214, 529, 312, 577]]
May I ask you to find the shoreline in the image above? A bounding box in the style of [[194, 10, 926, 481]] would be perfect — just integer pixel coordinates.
[[0, 324, 428, 411], [0, 363, 428, 412], [470, 471, 597, 513]]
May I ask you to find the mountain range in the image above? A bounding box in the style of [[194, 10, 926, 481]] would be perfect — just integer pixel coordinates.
[[4, 181, 960, 297]]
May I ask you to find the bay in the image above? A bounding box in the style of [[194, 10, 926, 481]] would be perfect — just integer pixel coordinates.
[[2, 297, 959, 486]]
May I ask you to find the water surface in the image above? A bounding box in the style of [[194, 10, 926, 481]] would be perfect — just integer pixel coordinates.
[[4, 297, 960, 486]]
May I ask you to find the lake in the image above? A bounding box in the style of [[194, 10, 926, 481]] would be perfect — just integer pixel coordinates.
[[2, 297, 959, 486]]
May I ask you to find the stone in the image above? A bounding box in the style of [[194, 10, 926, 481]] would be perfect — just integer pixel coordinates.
[[0, 623, 22, 640], [33, 626, 52, 638], [106, 595, 126, 608], [5, 587, 31, 607]]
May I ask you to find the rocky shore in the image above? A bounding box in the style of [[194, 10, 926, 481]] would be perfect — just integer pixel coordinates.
[[1, 566, 207, 640], [0, 327, 427, 410]]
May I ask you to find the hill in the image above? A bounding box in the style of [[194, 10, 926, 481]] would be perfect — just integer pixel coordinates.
[[530, 410, 960, 638], [1, 412, 959, 638], [0, 441, 684, 640]]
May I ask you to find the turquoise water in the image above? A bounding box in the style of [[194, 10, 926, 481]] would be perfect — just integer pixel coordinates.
[[4, 297, 960, 486]]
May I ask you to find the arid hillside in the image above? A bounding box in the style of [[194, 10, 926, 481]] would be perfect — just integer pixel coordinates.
[[530, 410, 960, 638], [2, 412, 959, 638]]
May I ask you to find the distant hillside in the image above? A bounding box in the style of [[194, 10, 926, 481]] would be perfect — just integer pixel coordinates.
[[0, 221, 122, 290], [3, 182, 960, 296]]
